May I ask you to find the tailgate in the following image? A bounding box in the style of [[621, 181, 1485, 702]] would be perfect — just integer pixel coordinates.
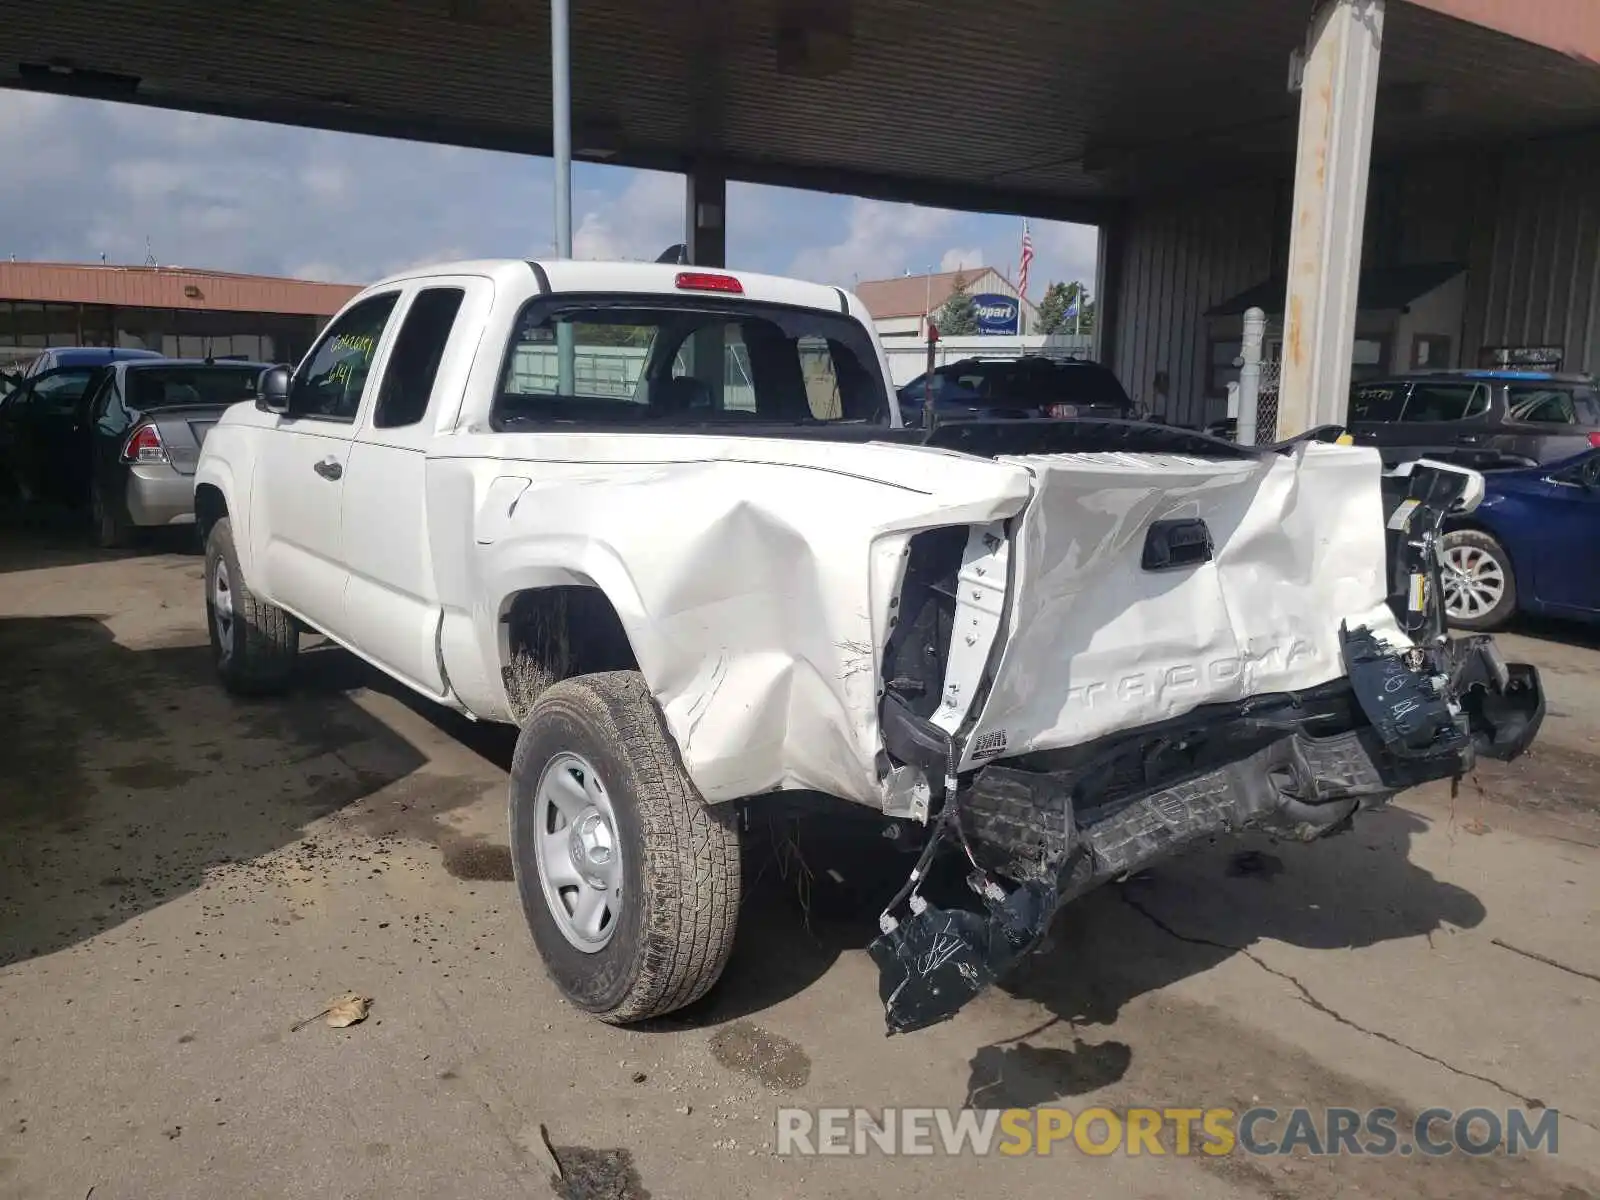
[[957, 442, 1403, 768]]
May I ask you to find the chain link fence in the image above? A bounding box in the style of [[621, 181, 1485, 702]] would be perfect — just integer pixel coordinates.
[[1255, 360, 1281, 443]]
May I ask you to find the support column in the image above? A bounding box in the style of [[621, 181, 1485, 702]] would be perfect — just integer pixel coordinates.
[[1091, 213, 1126, 369], [1276, 0, 1384, 438], [684, 166, 728, 405], [550, 0, 572, 257], [550, 0, 575, 392], [685, 167, 727, 268]]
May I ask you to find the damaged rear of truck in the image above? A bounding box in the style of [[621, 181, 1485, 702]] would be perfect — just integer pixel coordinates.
[[865, 423, 1543, 1032], [446, 268, 1543, 1034], [197, 259, 1541, 1037]]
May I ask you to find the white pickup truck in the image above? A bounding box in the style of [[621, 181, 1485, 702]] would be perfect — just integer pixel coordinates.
[[193, 259, 1543, 1034]]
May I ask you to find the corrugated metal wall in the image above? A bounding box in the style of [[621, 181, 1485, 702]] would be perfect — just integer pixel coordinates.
[[1110, 132, 1600, 425], [1465, 132, 1600, 377], [1110, 183, 1277, 426]]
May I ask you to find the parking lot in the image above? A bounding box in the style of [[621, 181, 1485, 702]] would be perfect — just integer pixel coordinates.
[[2, 527, 1599, 1200]]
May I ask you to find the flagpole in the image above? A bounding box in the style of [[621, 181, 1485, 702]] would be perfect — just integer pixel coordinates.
[[1017, 218, 1033, 337]]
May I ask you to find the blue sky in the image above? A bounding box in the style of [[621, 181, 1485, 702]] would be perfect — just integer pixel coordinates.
[[0, 91, 1098, 296]]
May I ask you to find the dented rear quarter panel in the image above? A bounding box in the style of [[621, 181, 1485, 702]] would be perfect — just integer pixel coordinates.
[[427, 431, 1034, 806]]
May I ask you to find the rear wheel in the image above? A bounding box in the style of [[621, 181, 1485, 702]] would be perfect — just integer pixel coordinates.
[[205, 516, 298, 694], [1440, 529, 1517, 631], [509, 671, 740, 1023], [91, 482, 130, 549]]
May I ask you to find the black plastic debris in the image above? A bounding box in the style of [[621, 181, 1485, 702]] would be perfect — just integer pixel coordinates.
[[1446, 635, 1545, 761], [868, 879, 1055, 1035], [1340, 623, 1465, 761]]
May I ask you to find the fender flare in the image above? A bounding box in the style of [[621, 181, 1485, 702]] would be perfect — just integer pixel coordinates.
[[477, 534, 659, 699], [193, 459, 255, 578]]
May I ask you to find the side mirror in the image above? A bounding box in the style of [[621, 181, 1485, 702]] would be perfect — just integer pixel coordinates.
[[256, 365, 292, 414], [1581, 458, 1600, 490]]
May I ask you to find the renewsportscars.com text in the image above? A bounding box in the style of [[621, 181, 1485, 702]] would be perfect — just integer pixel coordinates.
[[775, 1105, 1560, 1158]]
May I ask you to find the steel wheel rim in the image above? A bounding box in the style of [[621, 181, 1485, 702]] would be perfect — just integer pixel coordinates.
[[1442, 543, 1506, 620], [211, 557, 235, 663], [534, 751, 622, 953]]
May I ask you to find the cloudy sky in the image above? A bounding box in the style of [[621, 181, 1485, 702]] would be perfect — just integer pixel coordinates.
[[0, 91, 1098, 295]]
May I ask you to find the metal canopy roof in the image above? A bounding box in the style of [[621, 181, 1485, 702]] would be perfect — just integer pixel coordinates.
[[7, 0, 1600, 222]]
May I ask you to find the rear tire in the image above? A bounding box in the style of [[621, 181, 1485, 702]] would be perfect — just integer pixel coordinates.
[[205, 516, 297, 694], [91, 483, 130, 550], [509, 671, 740, 1023], [1440, 529, 1517, 632]]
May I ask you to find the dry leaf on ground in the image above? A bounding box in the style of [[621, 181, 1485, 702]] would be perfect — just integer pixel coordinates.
[[324, 993, 371, 1028]]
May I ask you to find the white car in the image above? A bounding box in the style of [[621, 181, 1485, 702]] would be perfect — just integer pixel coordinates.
[[193, 260, 1543, 1033]]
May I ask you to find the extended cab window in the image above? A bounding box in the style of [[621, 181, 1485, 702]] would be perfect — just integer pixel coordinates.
[[375, 287, 466, 429], [293, 293, 399, 421], [492, 296, 888, 429]]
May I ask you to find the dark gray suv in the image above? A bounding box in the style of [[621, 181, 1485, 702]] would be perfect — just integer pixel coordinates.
[[1347, 370, 1600, 469]]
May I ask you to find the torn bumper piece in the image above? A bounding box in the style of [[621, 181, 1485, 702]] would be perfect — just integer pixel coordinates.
[[869, 629, 1543, 1036], [867, 879, 1057, 1039]]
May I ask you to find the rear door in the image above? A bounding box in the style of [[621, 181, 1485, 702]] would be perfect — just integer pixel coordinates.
[[1346, 380, 1411, 462], [1526, 452, 1600, 614], [339, 280, 477, 696], [255, 291, 401, 639], [3, 366, 101, 503], [1499, 382, 1600, 466], [84, 367, 129, 504], [1393, 379, 1492, 466]]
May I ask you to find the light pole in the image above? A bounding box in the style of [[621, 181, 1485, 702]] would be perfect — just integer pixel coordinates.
[[552, 0, 576, 393]]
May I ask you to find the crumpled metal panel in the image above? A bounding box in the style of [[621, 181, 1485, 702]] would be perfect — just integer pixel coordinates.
[[469, 436, 1033, 807], [960, 441, 1404, 769]]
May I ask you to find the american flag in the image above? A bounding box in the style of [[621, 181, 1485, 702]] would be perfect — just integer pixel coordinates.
[[1017, 219, 1035, 301]]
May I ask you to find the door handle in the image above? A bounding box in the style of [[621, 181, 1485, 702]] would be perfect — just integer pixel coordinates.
[[313, 457, 343, 481], [1457, 434, 1483, 445]]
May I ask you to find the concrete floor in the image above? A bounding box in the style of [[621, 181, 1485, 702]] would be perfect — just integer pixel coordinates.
[[1, 529, 1598, 1200]]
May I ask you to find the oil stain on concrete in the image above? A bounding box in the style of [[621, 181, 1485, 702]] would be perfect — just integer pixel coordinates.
[[548, 1145, 650, 1200], [442, 840, 515, 882], [106, 758, 202, 791], [709, 1020, 811, 1090]]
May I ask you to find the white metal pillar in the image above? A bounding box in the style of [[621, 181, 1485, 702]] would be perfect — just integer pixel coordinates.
[[1275, 0, 1384, 438], [1091, 217, 1125, 368], [1237, 306, 1266, 445]]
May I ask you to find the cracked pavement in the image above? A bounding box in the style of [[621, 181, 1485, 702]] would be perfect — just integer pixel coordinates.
[[1117, 889, 1590, 1128], [1, 534, 1598, 1200]]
